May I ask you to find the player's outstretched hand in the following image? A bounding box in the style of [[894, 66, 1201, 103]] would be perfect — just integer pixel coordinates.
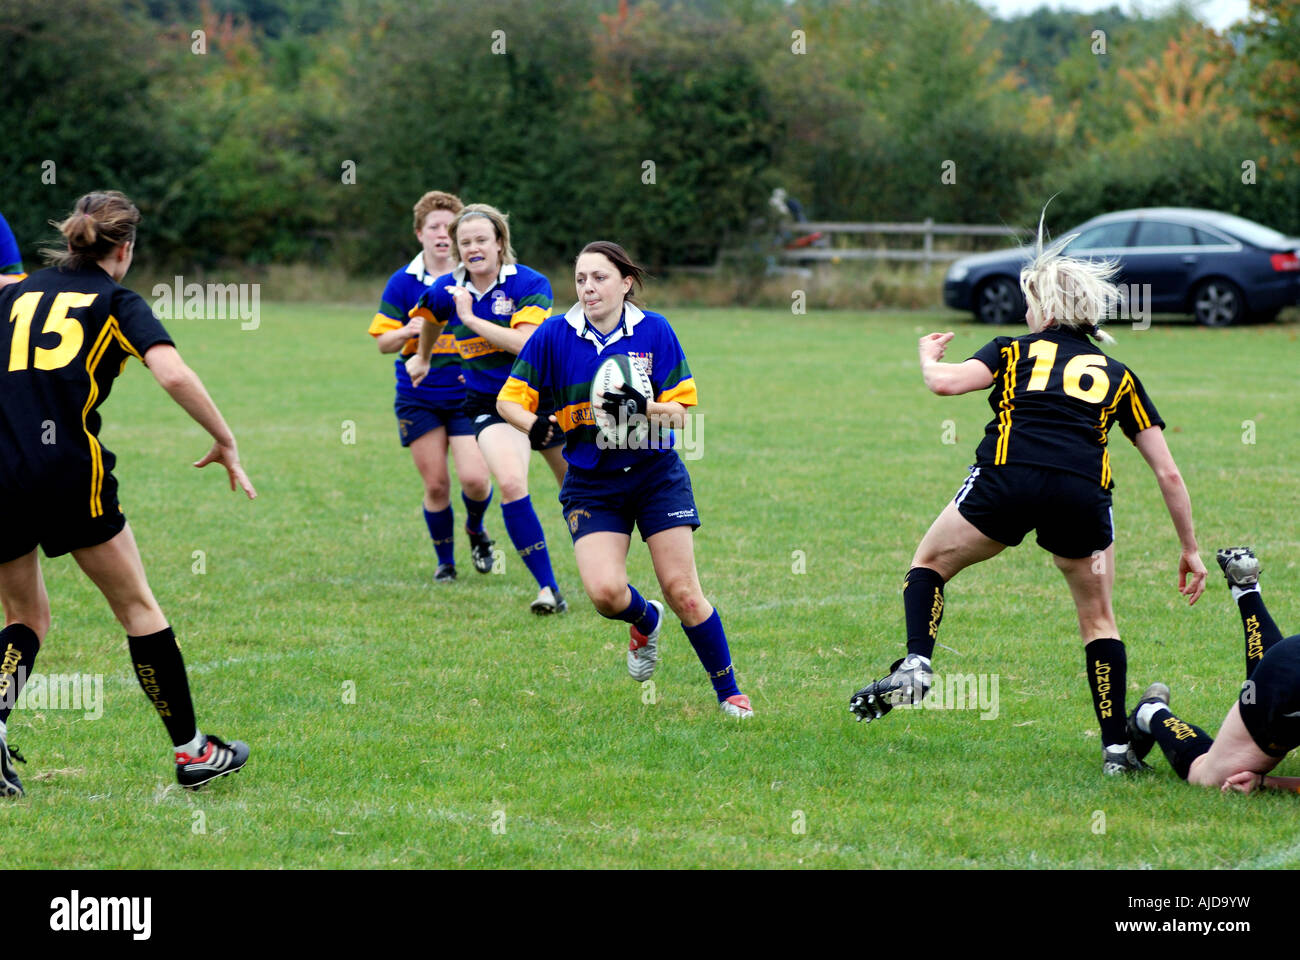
[[1221, 770, 1261, 794], [918, 332, 955, 364], [194, 440, 257, 499], [405, 353, 430, 387], [1179, 550, 1207, 605], [529, 414, 563, 451]]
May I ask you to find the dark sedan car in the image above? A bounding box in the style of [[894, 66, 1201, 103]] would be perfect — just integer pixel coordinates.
[[943, 208, 1300, 326]]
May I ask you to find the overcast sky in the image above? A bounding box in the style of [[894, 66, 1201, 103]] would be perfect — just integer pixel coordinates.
[[979, 0, 1251, 30]]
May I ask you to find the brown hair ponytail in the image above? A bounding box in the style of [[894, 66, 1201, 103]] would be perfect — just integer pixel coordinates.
[[43, 191, 141, 269]]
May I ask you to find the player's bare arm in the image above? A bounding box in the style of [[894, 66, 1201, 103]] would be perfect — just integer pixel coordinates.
[[497, 398, 562, 451], [918, 332, 995, 396], [375, 315, 422, 354], [648, 399, 687, 431], [406, 309, 449, 386], [144, 343, 257, 499], [1133, 425, 1205, 604], [496, 397, 537, 435]]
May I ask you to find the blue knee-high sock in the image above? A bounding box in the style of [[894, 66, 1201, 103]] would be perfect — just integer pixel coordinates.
[[602, 585, 660, 636], [501, 496, 557, 591], [682, 609, 740, 700], [462, 486, 492, 535], [424, 506, 455, 566]]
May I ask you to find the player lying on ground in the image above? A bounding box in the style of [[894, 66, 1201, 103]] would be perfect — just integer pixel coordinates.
[[367, 190, 495, 583], [0, 191, 255, 798], [496, 241, 752, 717], [849, 208, 1207, 774], [1129, 548, 1300, 793], [406, 204, 570, 614]]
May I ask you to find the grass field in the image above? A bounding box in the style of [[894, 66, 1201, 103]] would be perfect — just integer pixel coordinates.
[[5, 301, 1300, 869]]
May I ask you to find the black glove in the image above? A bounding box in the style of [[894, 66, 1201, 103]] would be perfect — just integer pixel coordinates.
[[599, 383, 647, 421], [529, 415, 563, 450]]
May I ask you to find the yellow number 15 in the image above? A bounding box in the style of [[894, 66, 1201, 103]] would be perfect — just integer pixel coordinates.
[[8, 291, 93, 372], [1026, 339, 1109, 403]]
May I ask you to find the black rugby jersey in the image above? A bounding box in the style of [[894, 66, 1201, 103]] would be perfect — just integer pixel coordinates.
[[969, 326, 1163, 490], [0, 265, 173, 514]]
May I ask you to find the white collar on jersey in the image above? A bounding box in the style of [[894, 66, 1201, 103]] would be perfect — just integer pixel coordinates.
[[452, 262, 518, 300], [404, 252, 441, 285], [563, 301, 646, 354]]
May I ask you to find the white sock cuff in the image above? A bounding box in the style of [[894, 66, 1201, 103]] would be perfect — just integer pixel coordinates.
[[1136, 701, 1164, 734], [1230, 584, 1261, 602], [175, 730, 205, 756]]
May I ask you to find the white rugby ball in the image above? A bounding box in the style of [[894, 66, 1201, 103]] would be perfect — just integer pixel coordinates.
[[591, 354, 654, 449]]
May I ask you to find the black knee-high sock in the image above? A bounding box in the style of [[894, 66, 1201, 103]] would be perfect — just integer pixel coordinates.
[[1238, 590, 1285, 680], [0, 624, 41, 727], [128, 627, 198, 748], [1084, 638, 1128, 747], [1147, 706, 1214, 780], [903, 567, 945, 659]]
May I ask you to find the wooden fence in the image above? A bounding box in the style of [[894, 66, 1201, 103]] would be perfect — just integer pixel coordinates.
[[782, 219, 1020, 269]]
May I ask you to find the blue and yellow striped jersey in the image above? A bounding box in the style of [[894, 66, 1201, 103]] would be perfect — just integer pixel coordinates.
[[411, 263, 551, 396], [368, 253, 464, 406], [970, 327, 1164, 490], [0, 211, 24, 279], [500, 302, 698, 471]]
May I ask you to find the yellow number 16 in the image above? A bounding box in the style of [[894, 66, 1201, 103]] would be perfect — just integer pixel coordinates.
[[1026, 339, 1109, 404], [8, 291, 93, 372]]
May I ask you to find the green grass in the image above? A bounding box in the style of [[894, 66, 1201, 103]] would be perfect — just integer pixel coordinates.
[[5, 303, 1300, 868]]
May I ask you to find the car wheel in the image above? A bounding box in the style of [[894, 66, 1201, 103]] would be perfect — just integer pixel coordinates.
[[974, 277, 1024, 325], [1192, 279, 1245, 327]]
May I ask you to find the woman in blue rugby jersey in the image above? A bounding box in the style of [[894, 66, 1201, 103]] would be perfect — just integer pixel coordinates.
[[368, 190, 494, 583], [0, 210, 25, 286], [406, 204, 569, 614], [497, 241, 752, 718]]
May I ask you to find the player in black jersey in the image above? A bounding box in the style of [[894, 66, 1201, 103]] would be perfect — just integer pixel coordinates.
[[0, 191, 255, 798], [850, 218, 1208, 775], [1129, 548, 1300, 794]]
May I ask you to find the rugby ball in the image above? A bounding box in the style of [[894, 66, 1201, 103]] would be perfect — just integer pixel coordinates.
[[591, 354, 654, 449]]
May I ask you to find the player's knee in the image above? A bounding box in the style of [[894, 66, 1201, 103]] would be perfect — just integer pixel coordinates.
[[586, 581, 628, 617], [424, 478, 451, 503], [498, 478, 528, 502], [461, 473, 491, 500], [662, 578, 703, 619]]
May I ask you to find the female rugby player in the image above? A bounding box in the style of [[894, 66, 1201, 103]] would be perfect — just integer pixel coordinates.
[[850, 218, 1207, 773], [0, 191, 255, 797], [1130, 548, 1300, 793], [368, 190, 494, 582], [405, 204, 568, 614], [496, 241, 752, 718]]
